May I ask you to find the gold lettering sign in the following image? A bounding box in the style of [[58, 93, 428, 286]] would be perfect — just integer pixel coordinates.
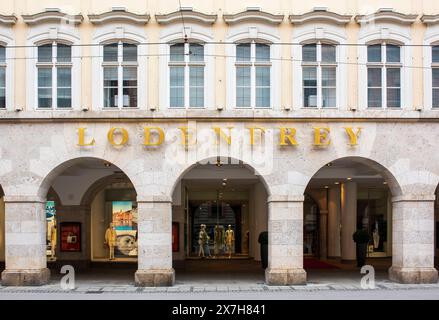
[[213, 127, 233, 145], [107, 127, 129, 146], [279, 127, 298, 146], [76, 126, 363, 148], [77, 127, 95, 146], [144, 127, 165, 146], [179, 127, 197, 146], [248, 127, 265, 146], [313, 127, 331, 146], [344, 127, 362, 146]]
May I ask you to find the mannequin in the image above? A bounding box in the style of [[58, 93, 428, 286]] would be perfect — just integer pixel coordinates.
[[50, 223, 57, 260], [198, 224, 211, 258], [225, 224, 235, 259], [104, 222, 117, 260], [373, 221, 380, 249]]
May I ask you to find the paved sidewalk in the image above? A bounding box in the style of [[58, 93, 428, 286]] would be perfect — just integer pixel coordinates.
[[1, 279, 439, 295]]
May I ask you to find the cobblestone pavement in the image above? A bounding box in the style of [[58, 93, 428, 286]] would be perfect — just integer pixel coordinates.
[[1, 280, 439, 295]]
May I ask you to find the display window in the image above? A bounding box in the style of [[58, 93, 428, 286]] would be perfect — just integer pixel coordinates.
[[46, 200, 57, 260], [111, 201, 138, 258], [189, 201, 247, 259], [357, 188, 390, 257]]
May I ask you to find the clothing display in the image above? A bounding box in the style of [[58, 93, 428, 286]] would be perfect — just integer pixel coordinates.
[[225, 225, 235, 258], [104, 224, 117, 260]]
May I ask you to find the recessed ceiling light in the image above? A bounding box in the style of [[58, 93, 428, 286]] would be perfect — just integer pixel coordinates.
[[103, 162, 111, 167], [347, 177, 352, 180], [383, 181, 388, 185], [327, 162, 333, 167], [334, 182, 340, 185], [324, 186, 329, 189]]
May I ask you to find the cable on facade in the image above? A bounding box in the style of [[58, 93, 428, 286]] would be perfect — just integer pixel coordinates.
[[0, 52, 435, 70]]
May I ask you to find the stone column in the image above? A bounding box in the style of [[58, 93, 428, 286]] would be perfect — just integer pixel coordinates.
[[389, 195, 438, 284], [328, 186, 341, 258], [135, 198, 175, 286], [1, 196, 50, 286], [265, 195, 306, 285], [340, 182, 357, 262]]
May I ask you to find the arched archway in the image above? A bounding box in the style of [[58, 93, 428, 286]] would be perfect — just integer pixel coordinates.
[[303, 156, 403, 277], [39, 157, 138, 283], [170, 156, 270, 284]]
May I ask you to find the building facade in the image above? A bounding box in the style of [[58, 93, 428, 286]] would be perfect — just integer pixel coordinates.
[[0, 0, 438, 286]]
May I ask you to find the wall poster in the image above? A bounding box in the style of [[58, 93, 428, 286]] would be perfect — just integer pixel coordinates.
[[112, 201, 138, 258], [60, 222, 81, 252]]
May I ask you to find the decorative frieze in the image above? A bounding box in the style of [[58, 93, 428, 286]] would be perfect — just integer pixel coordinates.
[[22, 10, 83, 26], [155, 9, 217, 25]]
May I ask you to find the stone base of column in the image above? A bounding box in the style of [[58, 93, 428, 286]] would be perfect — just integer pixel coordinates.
[[265, 268, 307, 285], [389, 266, 438, 284], [135, 269, 175, 287], [1, 268, 50, 286]]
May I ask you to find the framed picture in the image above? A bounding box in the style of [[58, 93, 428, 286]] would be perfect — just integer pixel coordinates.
[[60, 222, 81, 252], [172, 222, 179, 252]]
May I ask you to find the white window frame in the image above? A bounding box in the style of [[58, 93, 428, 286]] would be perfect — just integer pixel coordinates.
[[102, 40, 139, 109], [226, 25, 280, 110], [423, 26, 439, 110], [366, 41, 403, 109], [358, 25, 412, 110], [234, 41, 272, 109], [36, 41, 73, 109], [301, 41, 338, 109], [0, 44, 6, 109], [292, 25, 347, 110], [432, 46, 439, 108], [92, 25, 147, 110], [26, 26, 81, 111], [159, 24, 214, 110], [0, 27, 14, 111], [168, 42, 206, 109]]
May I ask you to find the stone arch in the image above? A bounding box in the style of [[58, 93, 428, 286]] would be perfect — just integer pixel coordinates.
[[80, 173, 137, 207], [169, 156, 272, 199], [303, 156, 403, 197], [37, 156, 141, 201]]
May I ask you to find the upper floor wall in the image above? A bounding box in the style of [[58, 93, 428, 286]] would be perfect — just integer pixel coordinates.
[[1, 1, 439, 119]]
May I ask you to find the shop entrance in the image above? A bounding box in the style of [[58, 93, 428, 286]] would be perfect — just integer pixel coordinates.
[[188, 200, 247, 258], [42, 157, 138, 278], [172, 158, 268, 280], [304, 157, 396, 271]]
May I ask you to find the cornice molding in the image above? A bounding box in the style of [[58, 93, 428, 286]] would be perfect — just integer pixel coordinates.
[[155, 9, 217, 25], [355, 11, 418, 26], [88, 11, 150, 25], [22, 11, 83, 26], [0, 14, 17, 25], [223, 10, 284, 26], [421, 14, 439, 26], [289, 11, 352, 25]]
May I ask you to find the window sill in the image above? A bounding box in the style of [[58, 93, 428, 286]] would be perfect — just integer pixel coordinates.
[[36, 108, 73, 111], [101, 107, 139, 110]]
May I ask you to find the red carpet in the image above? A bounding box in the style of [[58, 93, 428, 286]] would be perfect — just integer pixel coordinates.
[[304, 258, 338, 269]]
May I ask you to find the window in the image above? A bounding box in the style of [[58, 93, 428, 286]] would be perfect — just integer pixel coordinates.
[[432, 45, 439, 108], [302, 43, 337, 108], [0, 46, 5, 108], [103, 42, 138, 108], [235, 42, 271, 108], [367, 43, 401, 108], [37, 43, 72, 108], [169, 43, 205, 108]]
